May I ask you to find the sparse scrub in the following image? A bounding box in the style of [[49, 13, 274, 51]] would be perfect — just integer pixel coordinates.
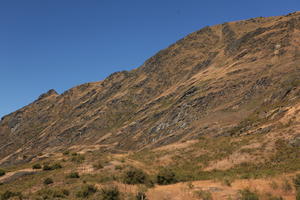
[[76, 184, 97, 198], [115, 165, 124, 170], [93, 161, 104, 169], [136, 192, 147, 200], [156, 168, 177, 185], [269, 181, 278, 190], [43, 178, 54, 185], [71, 154, 85, 163], [42, 163, 62, 170], [239, 189, 259, 200], [51, 163, 62, 170], [194, 190, 212, 200], [0, 169, 5, 177], [267, 196, 283, 200], [99, 186, 120, 200], [67, 172, 80, 179], [32, 163, 42, 169], [222, 178, 233, 187], [294, 174, 300, 191], [122, 167, 148, 185], [296, 190, 300, 200], [36, 188, 69, 199], [0, 190, 22, 200], [281, 179, 292, 193]]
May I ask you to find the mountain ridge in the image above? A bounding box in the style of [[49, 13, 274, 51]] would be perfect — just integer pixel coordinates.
[[1, 11, 300, 167]]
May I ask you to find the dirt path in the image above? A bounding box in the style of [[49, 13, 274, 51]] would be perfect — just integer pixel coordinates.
[[0, 168, 40, 184]]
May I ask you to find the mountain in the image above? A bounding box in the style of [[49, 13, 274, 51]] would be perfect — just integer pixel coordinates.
[[0, 11, 300, 170]]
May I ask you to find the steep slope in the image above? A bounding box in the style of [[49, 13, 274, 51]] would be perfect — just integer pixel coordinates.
[[1, 12, 300, 167]]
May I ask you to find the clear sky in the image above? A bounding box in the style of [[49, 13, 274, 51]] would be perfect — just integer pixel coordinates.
[[1, 0, 299, 118]]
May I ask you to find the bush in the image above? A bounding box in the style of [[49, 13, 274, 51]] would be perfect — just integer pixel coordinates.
[[0, 169, 5, 177], [194, 190, 212, 200], [32, 163, 42, 169], [156, 168, 177, 185], [100, 186, 120, 200], [43, 178, 54, 185], [239, 189, 259, 200], [51, 163, 62, 170], [0, 190, 22, 200], [122, 168, 148, 185], [76, 184, 97, 198], [42, 163, 62, 171], [43, 164, 52, 171], [67, 172, 80, 179], [36, 188, 69, 199]]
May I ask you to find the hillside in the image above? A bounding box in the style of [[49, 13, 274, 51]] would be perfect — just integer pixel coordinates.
[[0, 11, 300, 199]]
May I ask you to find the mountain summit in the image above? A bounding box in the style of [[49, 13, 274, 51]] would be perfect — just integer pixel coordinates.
[[0, 12, 300, 167]]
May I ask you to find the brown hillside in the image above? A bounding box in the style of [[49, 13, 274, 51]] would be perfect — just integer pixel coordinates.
[[0, 11, 300, 167]]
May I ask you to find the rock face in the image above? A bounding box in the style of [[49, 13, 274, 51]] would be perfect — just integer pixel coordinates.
[[1, 12, 300, 166]]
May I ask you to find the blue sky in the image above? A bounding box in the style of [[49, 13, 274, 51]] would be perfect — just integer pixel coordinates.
[[1, 0, 299, 118]]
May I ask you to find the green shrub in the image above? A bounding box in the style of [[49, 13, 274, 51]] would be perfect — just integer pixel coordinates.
[[71, 154, 85, 163], [32, 163, 42, 169], [43, 178, 54, 185], [239, 189, 259, 200], [67, 172, 80, 179], [0, 190, 22, 200], [122, 168, 148, 185], [51, 163, 62, 170], [156, 168, 177, 185], [36, 188, 69, 199], [42, 164, 52, 171], [194, 190, 212, 200], [100, 186, 120, 200], [0, 169, 5, 177], [42, 163, 62, 171], [76, 184, 97, 198]]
